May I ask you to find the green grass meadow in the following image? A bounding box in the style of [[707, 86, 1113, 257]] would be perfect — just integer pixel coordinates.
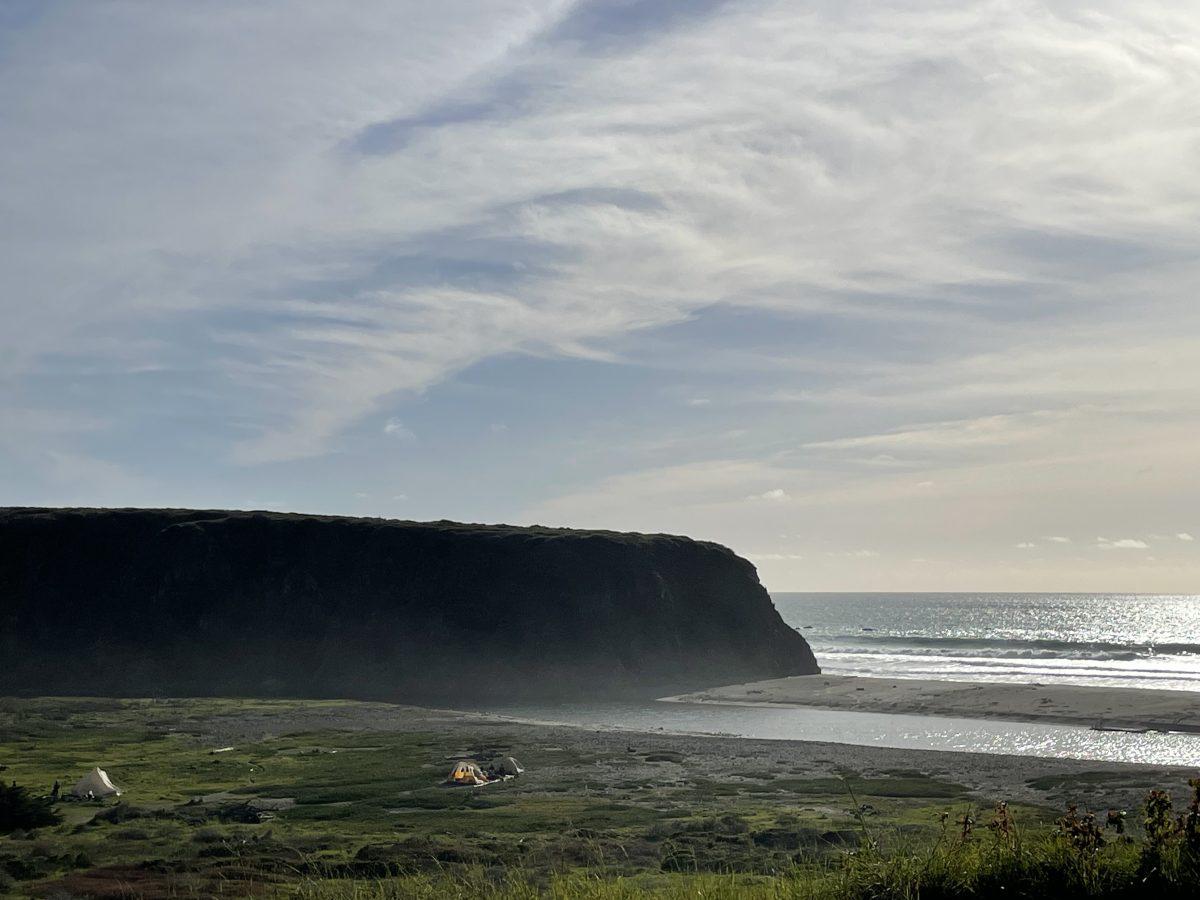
[[1, 697, 1197, 898]]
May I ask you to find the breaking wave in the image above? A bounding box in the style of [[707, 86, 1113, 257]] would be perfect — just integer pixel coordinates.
[[807, 634, 1200, 661]]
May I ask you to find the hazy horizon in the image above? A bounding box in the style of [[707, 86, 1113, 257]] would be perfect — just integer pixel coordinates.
[[3, 2, 1199, 592]]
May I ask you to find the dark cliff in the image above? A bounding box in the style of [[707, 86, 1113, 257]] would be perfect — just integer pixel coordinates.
[[0, 508, 817, 700]]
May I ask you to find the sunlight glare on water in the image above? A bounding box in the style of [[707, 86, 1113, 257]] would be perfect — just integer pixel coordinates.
[[482, 701, 1200, 767], [773, 593, 1200, 691]]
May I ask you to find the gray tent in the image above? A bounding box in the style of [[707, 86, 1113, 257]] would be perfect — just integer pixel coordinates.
[[495, 756, 524, 776]]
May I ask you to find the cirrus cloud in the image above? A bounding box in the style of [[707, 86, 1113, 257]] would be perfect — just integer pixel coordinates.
[[4, 2, 1200, 591]]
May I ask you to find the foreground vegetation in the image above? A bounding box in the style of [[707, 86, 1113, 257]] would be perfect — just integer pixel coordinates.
[[281, 783, 1200, 899], [0, 697, 1196, 898]]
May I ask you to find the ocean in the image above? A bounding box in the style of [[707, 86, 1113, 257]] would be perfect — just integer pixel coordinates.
[[484, 593, 1200, 766], [773, 593, 1200, 692]]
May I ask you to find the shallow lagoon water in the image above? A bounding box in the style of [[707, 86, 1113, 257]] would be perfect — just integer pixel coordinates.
[[482, 700, 1200, 768]]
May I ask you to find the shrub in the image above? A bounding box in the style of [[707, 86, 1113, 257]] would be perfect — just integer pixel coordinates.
[[0, 782, 60, 833], [1140, 788, 1178, 880], [1057, 805, 1105, 855], [88, 802, 145, 825]]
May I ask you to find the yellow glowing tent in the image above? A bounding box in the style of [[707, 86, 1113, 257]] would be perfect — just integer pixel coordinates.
[[446, 760, 490, 785]]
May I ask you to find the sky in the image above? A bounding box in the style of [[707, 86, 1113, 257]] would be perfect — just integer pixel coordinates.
[[2, 0, 1199, 592]]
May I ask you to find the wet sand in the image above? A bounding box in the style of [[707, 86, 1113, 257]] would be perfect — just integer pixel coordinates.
[[669, 674, 1200, 733]]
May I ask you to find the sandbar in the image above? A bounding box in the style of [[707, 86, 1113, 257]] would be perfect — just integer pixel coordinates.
[[668, 674, 1200, 733]]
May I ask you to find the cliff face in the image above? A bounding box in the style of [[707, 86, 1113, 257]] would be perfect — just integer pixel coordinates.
[[0, 508, 818, 700]]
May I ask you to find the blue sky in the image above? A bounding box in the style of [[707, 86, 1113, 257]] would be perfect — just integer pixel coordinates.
[[3, 1, 1199, 590]]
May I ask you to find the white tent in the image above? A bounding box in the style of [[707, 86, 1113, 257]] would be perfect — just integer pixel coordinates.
[[71, 767, 122, 798], [495, 756, 524, 776]]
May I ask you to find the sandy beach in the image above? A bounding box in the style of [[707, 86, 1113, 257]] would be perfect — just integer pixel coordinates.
[[670, 674, 1200, 733]]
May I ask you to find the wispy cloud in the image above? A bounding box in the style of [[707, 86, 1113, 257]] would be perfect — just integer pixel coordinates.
[[383, 419, 416, 442], [1096, 538, 1150, 550], [746, 488, 790, 503], [843, 549, 880, 559], [6, 1, 1200, 465]]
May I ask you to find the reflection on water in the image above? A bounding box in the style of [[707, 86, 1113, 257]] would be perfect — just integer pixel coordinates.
[[773, 593, 1200, 692], [479, 701, 1200, 767]]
